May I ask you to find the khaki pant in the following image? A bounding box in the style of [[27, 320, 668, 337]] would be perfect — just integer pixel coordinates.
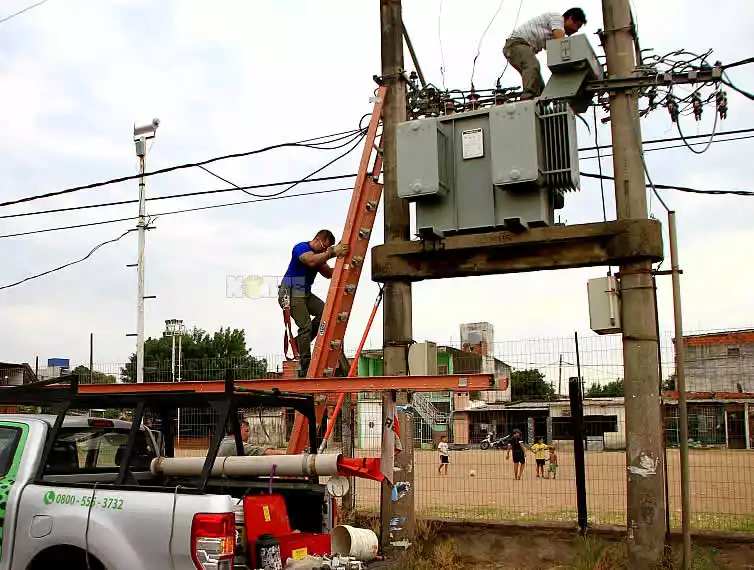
[[278, 285, 349, 377], [503, 38, 544, 99]]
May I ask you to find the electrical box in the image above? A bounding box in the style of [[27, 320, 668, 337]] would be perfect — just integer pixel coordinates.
[[408, 342, 438, 376], [587, 276, 622, 335], [540, 35, 604, 113], [396, 99, 579, 238]]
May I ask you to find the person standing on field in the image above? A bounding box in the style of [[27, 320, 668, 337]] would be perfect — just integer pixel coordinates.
[[502, 8, 588, 99], [437, 435, 450, 475], [506, 428, 528, 480], [531, 436, 549, 478]]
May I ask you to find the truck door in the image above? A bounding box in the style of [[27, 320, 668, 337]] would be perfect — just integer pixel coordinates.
[[0, 422, 29, 562]]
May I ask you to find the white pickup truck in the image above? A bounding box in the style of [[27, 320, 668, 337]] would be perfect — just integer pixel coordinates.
[[0, 378, 338, 570]]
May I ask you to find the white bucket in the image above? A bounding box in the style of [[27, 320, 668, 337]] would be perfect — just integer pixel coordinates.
[[330, 525, 378, 562]]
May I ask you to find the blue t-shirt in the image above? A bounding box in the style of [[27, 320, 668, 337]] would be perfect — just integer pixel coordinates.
[[281, 241, 318, 292]]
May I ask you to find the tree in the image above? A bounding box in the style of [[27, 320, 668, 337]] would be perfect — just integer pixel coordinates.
[[663, 374, 676, 392], [586, 378, 624, 397], [120, 327, 267, 383], [72, 365, 117, 385], [511, 369, 556, 401]]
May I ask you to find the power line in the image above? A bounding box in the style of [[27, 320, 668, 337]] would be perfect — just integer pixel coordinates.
[[0, 0, 51, 25], [0, 229, 133, 290], [580, 172, 754, 197], [577, 126, 754, 153], [0, 173, 358, 220], [580, 132, 754, 161], [0, 186, 357, 239], [0, 126, 367, 209], [722, 56, 754, 71], [469, 0, 507, 87]]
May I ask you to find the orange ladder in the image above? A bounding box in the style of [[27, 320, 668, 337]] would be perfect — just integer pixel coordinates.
[[286, 85, 387, 454]]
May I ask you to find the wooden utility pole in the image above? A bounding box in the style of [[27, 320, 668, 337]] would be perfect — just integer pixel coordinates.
[[601, 0, 666, 565], [379, 0, 415, 554]]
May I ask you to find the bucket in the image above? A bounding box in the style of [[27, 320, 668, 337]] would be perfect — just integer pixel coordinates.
[[255, 533, 283, 570], [330, 525, 379, 562]]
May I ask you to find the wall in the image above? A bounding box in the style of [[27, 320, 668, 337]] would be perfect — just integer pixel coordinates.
[[453, 414, 469, 445], [684, 340, 754, 393], [0, 368, 24, 386]]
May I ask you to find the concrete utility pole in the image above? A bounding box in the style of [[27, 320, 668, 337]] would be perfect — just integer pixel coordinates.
[[133, 118, 160, 384], [601, 0, 666, 565], [379, 0, 415, 554]]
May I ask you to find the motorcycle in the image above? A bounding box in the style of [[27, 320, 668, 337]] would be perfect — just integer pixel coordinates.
[[479, 433, 512, 450]]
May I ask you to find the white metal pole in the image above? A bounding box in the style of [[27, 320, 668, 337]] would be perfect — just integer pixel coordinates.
[[171, 333, 176, 382], [745, 402, 751, 450], [177, 333, 183, 382], [136, 153, 147, 384]]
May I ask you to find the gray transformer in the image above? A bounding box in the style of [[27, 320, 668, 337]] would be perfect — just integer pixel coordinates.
[[396, 99, 580, 238]]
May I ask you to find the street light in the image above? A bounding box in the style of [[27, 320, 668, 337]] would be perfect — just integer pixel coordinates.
[[133, 118, 160, 384], [164, 319, 186, 382]]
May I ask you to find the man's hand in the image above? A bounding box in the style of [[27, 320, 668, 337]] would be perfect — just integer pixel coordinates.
[[552, 29, 565, 39], [331, 243, 349, 258]]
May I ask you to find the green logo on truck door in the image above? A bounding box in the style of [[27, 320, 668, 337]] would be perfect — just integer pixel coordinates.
[[43, 490, 55, 505]]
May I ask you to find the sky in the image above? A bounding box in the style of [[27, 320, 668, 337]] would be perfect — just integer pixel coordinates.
[[1, 0, 753, 378]]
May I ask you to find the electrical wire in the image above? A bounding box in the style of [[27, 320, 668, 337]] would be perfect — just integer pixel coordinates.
[[0, 125, 367, 208], [722, 56, 754, 71], [579, 172, 754, 197], [0, 230, 133, 290], [438, 0, 447, 90], [722, 77, 754, 102], [580, 132, 754, 161], [592, 107, 607, 222], [470, 0, 506, 87], [0, 0, 51, 25], [676, 106, 719, 155], [495, 0, 523, 85], [0, 173, 358, 220], [0, 186, 357, 239], [577, 126, 754, 153]]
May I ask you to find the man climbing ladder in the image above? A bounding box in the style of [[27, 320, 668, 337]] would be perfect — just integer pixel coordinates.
[[278, 229, 349, 377]]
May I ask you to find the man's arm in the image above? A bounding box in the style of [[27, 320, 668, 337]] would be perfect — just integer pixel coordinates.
[[299, 243, 349, 269], [550, 13, 565, 39], [318, 263, 334, 279]]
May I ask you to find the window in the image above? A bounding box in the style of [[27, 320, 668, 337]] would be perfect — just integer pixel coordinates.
[[728, 347, 741, 358], [0, 427, 22, 476], [438, 365, 449, 375], [46, 427, 155, 475]]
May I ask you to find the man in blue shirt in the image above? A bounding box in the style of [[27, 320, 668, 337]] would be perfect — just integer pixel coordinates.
[[278, 229, 348, 376]]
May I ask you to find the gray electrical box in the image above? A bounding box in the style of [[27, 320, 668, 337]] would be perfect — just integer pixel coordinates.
[[396, 99, 579, 238], [587, 276, 622, 335], [540, 35, 604, 113]]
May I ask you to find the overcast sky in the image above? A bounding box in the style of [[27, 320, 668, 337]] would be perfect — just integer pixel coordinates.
[[1, 0, 752, 376]]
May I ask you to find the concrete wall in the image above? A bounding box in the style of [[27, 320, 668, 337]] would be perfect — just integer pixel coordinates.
[[685, 342, 754, 393], [453, 414, 469, 445]]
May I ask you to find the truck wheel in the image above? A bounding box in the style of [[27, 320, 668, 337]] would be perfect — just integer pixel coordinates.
[[28, 546, 106, 570]]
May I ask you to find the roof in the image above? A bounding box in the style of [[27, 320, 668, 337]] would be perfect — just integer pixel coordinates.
[[456, 397, 624, 413], [682, 329, 754, 347], [663, 391, 754, 402]]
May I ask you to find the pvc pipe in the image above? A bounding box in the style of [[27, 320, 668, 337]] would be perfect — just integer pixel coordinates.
[[331, 525, 379, 562], [151, 453, 341, 478]]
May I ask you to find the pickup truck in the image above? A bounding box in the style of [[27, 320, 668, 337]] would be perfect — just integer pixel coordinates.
[[0, 377, 338, 570]]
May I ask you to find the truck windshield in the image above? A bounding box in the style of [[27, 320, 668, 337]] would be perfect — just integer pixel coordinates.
[[46, 427, 155, 475], [0, 427, 21, 476]]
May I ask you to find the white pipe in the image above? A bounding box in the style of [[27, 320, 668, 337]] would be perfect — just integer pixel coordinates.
[[151, 453, 342, 478]]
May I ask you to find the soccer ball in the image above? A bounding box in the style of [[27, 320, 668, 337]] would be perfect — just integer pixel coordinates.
[[469, 469, 476, 477]]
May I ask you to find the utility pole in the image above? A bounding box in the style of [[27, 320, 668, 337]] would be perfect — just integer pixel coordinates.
[[379, 0, 415, 555], [133, 119, 160, 384], [558, 353, 563, 396], [601, 0, 666, 564], [89, 333, 94, 384]]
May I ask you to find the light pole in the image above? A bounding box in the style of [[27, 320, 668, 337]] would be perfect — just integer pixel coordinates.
[[133, 118, 160, 384], [164, 319, 185, 382]]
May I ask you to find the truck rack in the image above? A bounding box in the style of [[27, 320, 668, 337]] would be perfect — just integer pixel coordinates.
[[0, 370, 318, 492]]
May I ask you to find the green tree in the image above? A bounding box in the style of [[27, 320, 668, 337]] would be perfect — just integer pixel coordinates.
[[663, 374, 676, 392], [120, 327, 267, 383], [586, 378, 624, 397], [511, 369, 556, 401], [72, 365, 117, 385]]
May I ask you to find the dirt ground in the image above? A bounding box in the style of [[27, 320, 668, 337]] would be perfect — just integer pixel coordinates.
[[350, 447, 754, 531]]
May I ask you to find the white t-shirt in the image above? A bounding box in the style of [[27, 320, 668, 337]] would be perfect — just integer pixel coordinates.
[[438, 442, 449, 456], [509, 12, 565, 54]]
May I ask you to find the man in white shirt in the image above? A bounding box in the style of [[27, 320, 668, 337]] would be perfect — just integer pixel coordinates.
[[503, 8, 587, 99]]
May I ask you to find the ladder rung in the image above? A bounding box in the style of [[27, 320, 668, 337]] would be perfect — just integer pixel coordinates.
[[358, 228, 371, 239], [323, 368, 335, 376], [351, 256, 363, 267], [366, 200, 378, 211], [337, 312, 349, 322], [344, 284, 356, 294], [330, 339, 342, 350]]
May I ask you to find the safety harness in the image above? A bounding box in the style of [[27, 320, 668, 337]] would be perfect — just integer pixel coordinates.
[[280, 289, 299, 361]]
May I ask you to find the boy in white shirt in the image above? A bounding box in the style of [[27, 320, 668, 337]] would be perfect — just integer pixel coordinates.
[[437, 435, 450, 475]]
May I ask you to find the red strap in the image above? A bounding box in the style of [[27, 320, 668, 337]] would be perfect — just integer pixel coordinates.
[[283, 306, 299, 361]]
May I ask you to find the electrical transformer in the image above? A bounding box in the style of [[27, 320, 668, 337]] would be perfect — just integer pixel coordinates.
[[396, 99, 579, 238], [396, 35, 603, 239]]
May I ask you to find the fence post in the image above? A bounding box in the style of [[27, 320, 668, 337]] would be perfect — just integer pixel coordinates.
[[569, 376, 588, 534]]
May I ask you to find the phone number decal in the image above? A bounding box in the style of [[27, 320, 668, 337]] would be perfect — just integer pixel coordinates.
[[43, 490, 124, 511]]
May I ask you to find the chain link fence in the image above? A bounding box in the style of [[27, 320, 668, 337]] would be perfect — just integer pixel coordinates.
[[7, 328, 753, 532]]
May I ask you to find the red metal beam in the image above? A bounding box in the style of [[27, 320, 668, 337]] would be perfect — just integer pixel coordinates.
[[22, 374, 498, 395]]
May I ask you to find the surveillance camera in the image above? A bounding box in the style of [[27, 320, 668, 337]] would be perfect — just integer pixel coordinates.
[[133, 117, 161, 137]]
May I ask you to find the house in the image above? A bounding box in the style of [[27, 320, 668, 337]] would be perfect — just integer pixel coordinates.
[[663, 329, 754, 450], [0, 362, 38, 386], [354, 344, 512, 448]]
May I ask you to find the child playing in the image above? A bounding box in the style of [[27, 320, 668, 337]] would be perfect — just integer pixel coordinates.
[[437, 436, 449, 475], [546, 446, 558, 479], [531, 437, 549, 478]]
